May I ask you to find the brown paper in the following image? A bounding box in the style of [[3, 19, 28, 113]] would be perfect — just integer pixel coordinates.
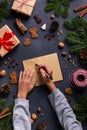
[[11, 0, 36, 16], [23, 53, 63, 86], [0, 25, 20, 57]]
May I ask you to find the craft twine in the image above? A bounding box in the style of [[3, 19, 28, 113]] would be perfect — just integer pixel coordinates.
[[69, 69, 87, 90]]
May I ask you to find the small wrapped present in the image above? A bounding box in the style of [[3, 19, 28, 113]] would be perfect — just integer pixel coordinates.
[[0, 25, 20, 57], [11, 0, 36, 16]]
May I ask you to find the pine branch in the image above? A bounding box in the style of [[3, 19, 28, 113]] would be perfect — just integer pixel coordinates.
[[44, 3, 55, 12], [61, 7, 69, 18], [47, 0, 54, 3], [70, 44, 87, 53], [64, 17, 87, 53], [64, 21, 76, 30], [0, 99, 6, 112], [77, 94, 87, 107], [0, 0, 11, 21], [65, 32, 84, 45], [55, 4, 61, 16], [0, 99, 13, 130], [71, 17, 82, 28], [63, 0, 70, 8], [44, 0, 71, 18], [76, 28, 87, 40], [74, 104, 87, 112], [0, 0, 8, 8], [76, 114, 87, 121], [81, 18, 87, 36], [74, 94, 87, 121]]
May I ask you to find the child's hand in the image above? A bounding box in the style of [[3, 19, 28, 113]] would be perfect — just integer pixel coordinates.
[[38, 64, 53, 84], [17, 68, 36, 99], [38, 64, 56, 92]]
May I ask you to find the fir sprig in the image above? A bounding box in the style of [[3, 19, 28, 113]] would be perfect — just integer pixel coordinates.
[[0, 99, 13, 130], [64, 17, 87, 65], [74, 94, 87, 121], [64, 17, 87, 53], [44, 0, 70, 18], [0, 0, 11, 21]]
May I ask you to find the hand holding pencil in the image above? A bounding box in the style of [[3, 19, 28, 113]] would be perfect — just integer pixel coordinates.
[[35, 64, 53, 80], [36, 64, 56, 92], [36, 64, 53, 84]]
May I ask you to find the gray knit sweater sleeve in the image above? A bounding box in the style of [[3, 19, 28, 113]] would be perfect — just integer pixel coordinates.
[[48, 88, 83, 130], [13, 98, 31, 130]]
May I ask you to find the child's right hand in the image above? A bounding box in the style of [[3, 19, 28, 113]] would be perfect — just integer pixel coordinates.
[[38, 64, 57, 92]]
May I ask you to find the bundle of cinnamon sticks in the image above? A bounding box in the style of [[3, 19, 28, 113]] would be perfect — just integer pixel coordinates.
[[74, 4, 87, 17], [0, 107, 11, 119]]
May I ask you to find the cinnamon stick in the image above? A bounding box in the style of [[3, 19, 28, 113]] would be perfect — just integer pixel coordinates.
[[74, 4, 87, 12], [0, 107, 9, 117], [15, 18, 27, 35], [0, 112, 11, 119], [78, 8, 87, 18]]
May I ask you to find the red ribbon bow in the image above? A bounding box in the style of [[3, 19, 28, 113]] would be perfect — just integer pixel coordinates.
[[0, 32, 15, 51]]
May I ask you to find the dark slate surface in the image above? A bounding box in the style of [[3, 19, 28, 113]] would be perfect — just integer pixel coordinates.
[[0, 0, 87, 130]]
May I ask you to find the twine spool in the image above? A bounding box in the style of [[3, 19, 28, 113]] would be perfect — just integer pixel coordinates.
[[69, 69, 87, 90]]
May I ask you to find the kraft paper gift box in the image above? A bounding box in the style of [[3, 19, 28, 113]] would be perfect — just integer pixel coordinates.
[[11, 0, 36, 16], [0, 25, 20, 57]]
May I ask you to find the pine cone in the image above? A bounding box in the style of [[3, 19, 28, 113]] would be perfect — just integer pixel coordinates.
[[0, 83, 11, 96], [79, 49, 87, 60], [37, 121, 47, 130]]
